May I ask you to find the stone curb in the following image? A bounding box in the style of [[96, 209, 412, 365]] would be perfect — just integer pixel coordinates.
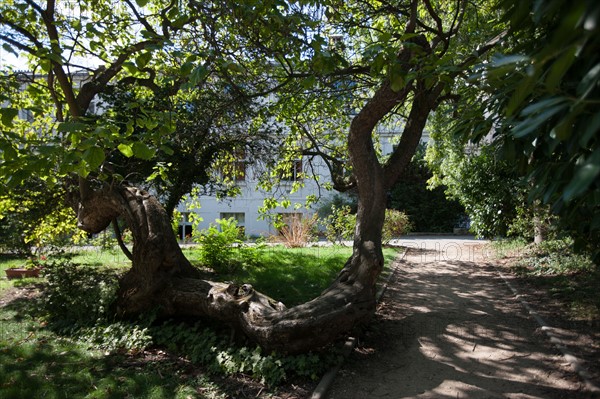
[[310, 249, 408, 399], [496, 267, 600, 395]]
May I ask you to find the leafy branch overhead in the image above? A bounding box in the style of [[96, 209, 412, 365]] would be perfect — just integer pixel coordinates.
[[2, 0, 597, 355]]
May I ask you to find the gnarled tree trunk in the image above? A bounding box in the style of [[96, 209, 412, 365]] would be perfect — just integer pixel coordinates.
[[77, 183, 386, 354], [74, 34, 442, 354]]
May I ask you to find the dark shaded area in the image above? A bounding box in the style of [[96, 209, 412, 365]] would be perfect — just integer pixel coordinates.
[[329, 245, 591, 398], [506, 268, 600, 386], [0, 291, 316, 398], [388, 147, 466, 233]]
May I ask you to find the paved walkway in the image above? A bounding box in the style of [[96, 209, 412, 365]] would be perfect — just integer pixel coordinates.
[[326, 237, 591, 399]]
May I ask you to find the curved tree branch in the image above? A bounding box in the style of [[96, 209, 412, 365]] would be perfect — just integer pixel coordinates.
[[112, 218, 133, 261]]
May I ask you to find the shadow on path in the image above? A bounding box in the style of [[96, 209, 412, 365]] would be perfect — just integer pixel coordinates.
[[328, 241, 589, 399]]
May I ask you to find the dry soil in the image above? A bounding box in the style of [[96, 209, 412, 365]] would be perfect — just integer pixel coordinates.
[[327, 237, 598, 399]]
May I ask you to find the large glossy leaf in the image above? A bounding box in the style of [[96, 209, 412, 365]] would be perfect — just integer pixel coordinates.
[[0, 108, 19, 127], [563, 148, 600, 201], [117, 143, 134, 158], [83, 146, 106, 171], [511, 103, 568, 138], [577, 62, 600, 100], [132, 142, 156, 160]]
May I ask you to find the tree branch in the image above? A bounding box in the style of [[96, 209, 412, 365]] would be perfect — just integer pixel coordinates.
[[123, 0, 158, 37], [0, 33, 37, 56], [77, 39, 164, 112], [112, 218, 133, 261], [39, 0, 82, 117]]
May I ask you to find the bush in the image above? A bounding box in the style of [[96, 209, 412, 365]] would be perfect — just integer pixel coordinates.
[[151, 321, 341, 386], [41, 257, 119, 329], [514, 238, 595, 276], [196, 218, 259, 274], [276, 214, 317, 248], [323, 204, 356, 245], [382, 209, 412, 243]]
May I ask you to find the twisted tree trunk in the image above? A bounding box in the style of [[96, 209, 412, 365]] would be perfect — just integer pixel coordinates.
[[76, 184, 383, 354], [74, 35, 440, 354]]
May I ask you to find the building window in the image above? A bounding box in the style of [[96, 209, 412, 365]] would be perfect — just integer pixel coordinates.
[[221, 151, 247, 182], [231, 160, 246, 181], [177, 212, 193, 241], [281, 159, 303, 181]]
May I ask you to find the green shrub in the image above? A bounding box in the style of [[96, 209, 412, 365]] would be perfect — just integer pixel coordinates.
[[195, 218, 259, 274], [323, 204, 356, 245], [41, 258, 119, 329], [150, 321, 340, 386], [38, 256, 159, 353], [79, 321, 153, 352], [514, 238, 595, 276], [382, 209, 412, 243]]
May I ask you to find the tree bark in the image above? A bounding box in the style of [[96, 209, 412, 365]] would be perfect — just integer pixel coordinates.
[[74, 35, 441, 355], [76, 184, 381, 354]]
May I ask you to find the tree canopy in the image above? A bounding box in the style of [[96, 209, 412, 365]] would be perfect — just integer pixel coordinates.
[[428, 0, 599, 258], [3, 0, 597, 352]]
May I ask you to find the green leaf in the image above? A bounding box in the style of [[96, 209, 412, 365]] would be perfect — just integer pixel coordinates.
[[160, 145, 174, 155], [0, 108, 19, 127], [545, 46, 577, 91], [563, 148, 600, 201], [122, 62, 139, 75], [370, 53, 386, 75], [135, 52, 152, 69], [189, 65, 208, 86], [579, 112, 600, 148], [83, 146, 105, 170], [490, 54, 530, 67], [40, 59, 52, 72], [577, 62, 600, 100], [132, 142, 156, 160], [135, 0, 149, 6], [520, 97, 568, 116], [506, 76, 537, 117], [2, 43, 17, 56], [511, 103, 568, 138], [390, 68, 405, 92], [180, 62, 194, 76], [58, 121, 87, 133], [172, 15, 189, 29], [0, 143, 18, 161], [117, 143, 134, 158]]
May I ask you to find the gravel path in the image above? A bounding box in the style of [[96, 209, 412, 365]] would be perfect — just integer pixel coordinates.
[[327, 238, 594, 399]]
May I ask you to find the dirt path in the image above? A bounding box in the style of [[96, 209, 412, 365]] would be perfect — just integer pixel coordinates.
[[327, 238, 593, 399]]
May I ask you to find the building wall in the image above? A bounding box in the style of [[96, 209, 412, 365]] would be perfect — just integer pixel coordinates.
[[177, 128, 431, 240], [176, 157, 335, 239]]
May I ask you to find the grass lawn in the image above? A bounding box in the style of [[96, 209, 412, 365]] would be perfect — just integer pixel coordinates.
[[1, 245, 400, 303], [211, 245, 400, 306], [0, 244, 403, 397]]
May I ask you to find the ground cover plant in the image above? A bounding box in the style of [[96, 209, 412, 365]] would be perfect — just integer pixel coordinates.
[[0, 243, 401, 396], [493, 238, 599, 322]]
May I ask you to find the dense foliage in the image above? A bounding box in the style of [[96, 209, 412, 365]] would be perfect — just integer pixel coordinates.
[[389, 146, 465, 233], [434, 0, 600, 258]]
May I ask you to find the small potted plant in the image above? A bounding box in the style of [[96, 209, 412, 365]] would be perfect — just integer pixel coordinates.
[[5, 256, 45, 280]]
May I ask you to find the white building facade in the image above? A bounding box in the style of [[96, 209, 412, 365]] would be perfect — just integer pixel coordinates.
[[177, 127, 431, 240], [176, 156, 333, 239]]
